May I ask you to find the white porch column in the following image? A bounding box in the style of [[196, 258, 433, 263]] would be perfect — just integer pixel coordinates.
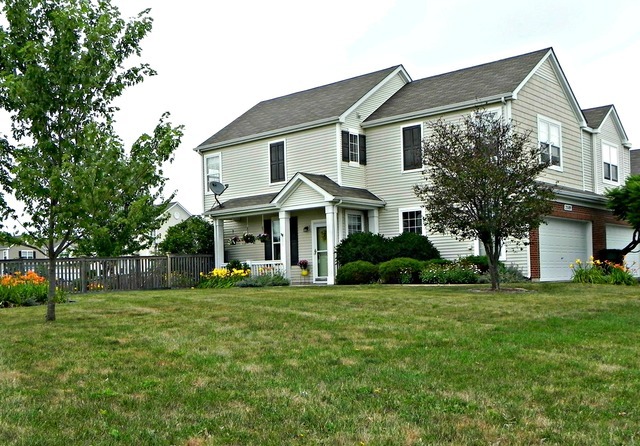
[[368, 208, 380, 234], [279, 210, 291, 279], [325, 204, 337, 285], [213, 218, 225, 268]]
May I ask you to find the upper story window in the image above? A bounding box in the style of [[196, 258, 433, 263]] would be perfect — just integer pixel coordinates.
[[349, 133, 359, 163], [538, 116, 562, 169], [602, 142, 619, 183], [342, 130, 366, 165], [270, 140, 286, 183], [346, 211, 364, 236], [204, 153, 221, 194], [402, 124, 422, 171], [400, 208, 423, 234]]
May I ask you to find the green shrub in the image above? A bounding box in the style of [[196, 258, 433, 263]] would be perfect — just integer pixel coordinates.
[[335, 232, 389, 266], [198, 267, 250, 288], [336, 261, 379, 285], [236, 274, 290, 287], [388, 232, 440, 261], [378, 258, 424, 284], [420, 262, 479, 284], [226, 259, 249, 271], [499, 264, 528, 283]]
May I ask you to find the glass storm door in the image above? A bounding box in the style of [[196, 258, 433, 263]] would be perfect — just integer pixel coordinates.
[[313, 223, 328, 282]]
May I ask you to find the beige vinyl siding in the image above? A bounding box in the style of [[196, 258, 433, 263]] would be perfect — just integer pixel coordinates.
[[203, 125, 338, 210], [581, 129, 594, 192], [503, 237, 530, 277], [594, 117, 629, 195], [511, 59, 584, 190], [341, 72, 408, 188], [223, 217, 267, 262], [428, 233, 475, 260], [284, 183, 325, 209]]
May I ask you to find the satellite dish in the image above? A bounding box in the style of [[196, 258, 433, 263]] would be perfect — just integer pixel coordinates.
[[208, 180, 227, 195], [207, 178, 228, 208]]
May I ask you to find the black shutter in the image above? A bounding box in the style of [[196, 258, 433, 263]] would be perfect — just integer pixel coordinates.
[[264, 219, 272, 260], [290, 217, 299, 266], [359, 134, 366, 165], [270, 142, 285, 182], [341, 130, 349, 162], [403, 125, 421, 170]]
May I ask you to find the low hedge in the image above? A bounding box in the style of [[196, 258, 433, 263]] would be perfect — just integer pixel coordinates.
[[336, 261, 379, 285]]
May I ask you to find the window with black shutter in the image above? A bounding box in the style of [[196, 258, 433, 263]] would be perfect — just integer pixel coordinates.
[[270, 141, 285, 183], [342, 130, 366, 165], [402, 125, 422, 171]]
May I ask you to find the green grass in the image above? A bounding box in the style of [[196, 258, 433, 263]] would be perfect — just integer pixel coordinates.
[[1, 283, 639, 445]]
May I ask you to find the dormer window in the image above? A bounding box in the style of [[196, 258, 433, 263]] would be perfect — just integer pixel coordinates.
[[603, 142, 619, 183], [538, 116, 562, 169]]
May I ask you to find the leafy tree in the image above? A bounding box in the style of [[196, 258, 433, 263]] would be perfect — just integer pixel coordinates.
[[414, 111, 556, 290], [605, 174, 640, 260], [0, 0, 183, 321], [158, 216, 216, 255]]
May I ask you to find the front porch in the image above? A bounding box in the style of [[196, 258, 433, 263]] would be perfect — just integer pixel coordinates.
[[206, 173, 385, 285]]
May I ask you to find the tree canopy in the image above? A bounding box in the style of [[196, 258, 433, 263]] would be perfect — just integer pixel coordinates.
[[157, 216, 216, 255], [414, 111, 556, 290], [0, 0, 183, 320], [605, 174, 640, 258]]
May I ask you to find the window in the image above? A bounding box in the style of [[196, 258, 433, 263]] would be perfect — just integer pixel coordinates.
[[341, 131, 366, 165], [402, 124, 422, 171], [346, 212, 363, 235], [204, 153, 221, 193], [19, 250, 35, 259], [401, 209, 423, 234], [349, 133, 359, 163], [271, 219, 281, 260], [538, 117, 561, 168], [270, 141, 286, 183], [602, 142, 619, 183]]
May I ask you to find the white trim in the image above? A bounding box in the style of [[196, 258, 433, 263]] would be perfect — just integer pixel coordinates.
[[347, 128, 360, 164], [311, 219, 328, 283], [268, 138, 287, 185], [398, 207, 424, 235], [400, 122, 423, 174], [203, 152, 222, 195], [537, 114, 563, 171]]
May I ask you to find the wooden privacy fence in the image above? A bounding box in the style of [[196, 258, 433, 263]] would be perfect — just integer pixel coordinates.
[[0, 255, 215, 294]]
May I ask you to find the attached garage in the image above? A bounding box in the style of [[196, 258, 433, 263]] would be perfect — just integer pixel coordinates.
[[539, 218, 591, 281], [606, 225, 640, 277]]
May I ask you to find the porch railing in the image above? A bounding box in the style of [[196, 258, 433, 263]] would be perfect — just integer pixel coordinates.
[[223, 260, 286, 277]]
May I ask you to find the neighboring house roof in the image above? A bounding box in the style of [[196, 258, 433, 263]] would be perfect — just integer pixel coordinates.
[[206, 173, 384, 217], [364, 48, 553, 125], [165, 201, 192, 218], [196, 65, 404, 150], [631, 150, 640, 175]]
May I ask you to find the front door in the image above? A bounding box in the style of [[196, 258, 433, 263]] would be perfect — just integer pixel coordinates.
[[312, 221, 328, 282]]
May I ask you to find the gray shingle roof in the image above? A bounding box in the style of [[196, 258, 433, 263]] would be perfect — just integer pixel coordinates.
[[299, 173, 383, 202], [582, 105, 612, 129], [365, 48, 551, 123], [207, 193, 278, 214], [197, 65, 402, 149]]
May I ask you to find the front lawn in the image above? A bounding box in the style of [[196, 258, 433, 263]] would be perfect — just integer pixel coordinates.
[[1, 283, 639, 445]]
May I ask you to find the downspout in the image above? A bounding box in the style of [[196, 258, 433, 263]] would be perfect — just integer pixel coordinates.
[[592, 132, 598, 193], [580, 130, 585, 191], [336, 124, 343, 186]]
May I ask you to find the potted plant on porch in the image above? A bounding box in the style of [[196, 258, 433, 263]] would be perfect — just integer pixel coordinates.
[[298, 259, 309, 276]]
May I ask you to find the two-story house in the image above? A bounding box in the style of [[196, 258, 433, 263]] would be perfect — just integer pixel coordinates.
[[195, 48, 633, 284]]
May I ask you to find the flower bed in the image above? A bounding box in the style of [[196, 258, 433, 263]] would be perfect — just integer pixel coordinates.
[[0, 271, 48, 307]]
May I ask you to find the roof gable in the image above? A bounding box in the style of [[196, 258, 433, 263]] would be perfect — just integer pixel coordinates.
[[196, 65, 405, 151], [583, 105, 630, 146], [363, 48, 552, 125]]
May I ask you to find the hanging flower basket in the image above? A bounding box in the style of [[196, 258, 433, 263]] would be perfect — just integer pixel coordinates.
[[243, 233, 256, 244], [298, 259, 309, 270], [256, 233, 269, 243], [228, 235, 241, 245]]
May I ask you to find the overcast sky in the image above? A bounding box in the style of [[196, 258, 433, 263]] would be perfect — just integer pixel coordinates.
[[7, 0, 640, 217]]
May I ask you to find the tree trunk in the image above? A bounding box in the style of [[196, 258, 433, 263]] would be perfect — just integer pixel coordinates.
[[482, 239, 501, 291], [45, 256, 57, 322]]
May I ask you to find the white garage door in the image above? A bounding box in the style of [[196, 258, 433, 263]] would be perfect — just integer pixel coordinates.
[[539, 218, 590, 281], [606, 225, 640, 277]]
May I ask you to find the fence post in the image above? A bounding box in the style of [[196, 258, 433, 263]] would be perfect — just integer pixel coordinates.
[[80, 258, 87, 293], [167, 254, 172, 289]]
